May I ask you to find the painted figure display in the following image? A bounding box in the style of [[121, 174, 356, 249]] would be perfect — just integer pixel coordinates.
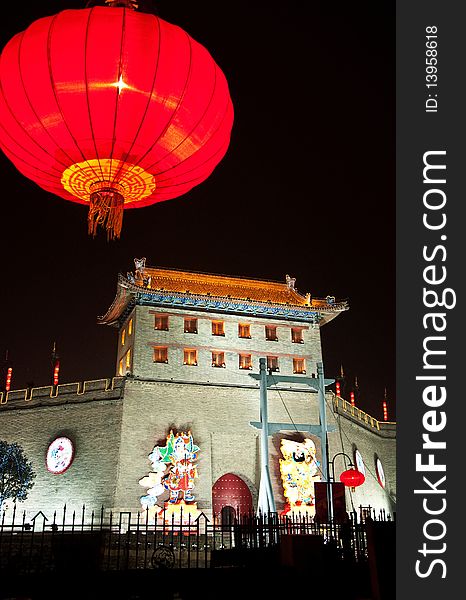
[[139, 430, 200, 522], [279, 438, 321, 517]]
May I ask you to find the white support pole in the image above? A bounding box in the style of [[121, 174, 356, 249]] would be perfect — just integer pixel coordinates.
[[257, 358, 276, 514]]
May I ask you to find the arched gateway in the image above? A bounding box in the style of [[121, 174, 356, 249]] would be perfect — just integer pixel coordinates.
[[212, 474, 253, 520]]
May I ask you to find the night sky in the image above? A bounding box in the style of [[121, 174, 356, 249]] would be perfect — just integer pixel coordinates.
[[0, 1, 394, 418]]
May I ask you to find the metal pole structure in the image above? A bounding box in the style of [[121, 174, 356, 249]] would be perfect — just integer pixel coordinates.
[[328, 453, 354, 522], [257, 358, 276, 514], [317, 361, 333, 521], [328, 458, 335, 522], [250, 360, 335, 516]]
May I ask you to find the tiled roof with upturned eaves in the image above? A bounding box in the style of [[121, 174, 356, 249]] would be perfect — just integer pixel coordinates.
[[142, 267, 313, 306], [99, 265, 348, 326]]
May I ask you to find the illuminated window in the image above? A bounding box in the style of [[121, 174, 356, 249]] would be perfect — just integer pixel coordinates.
[[239, 354, 252, 370], [291, 328, 304, 344], [153, 347, 168, 363], [126, 349, 132, 369], [212, 351, 225, 368], [265, 325, 278, 341], [128, 318, 133, 336], [184, 349, 198, 366], [212, 320, 225, 336], [293, 358, 306, 374], [267, 356, 279, 372], [154, 314, 169, 331], [121, 328, 126, 346], [119, 359, 124, 376], [238, 323, 251, 338], [184, 318, 198, 334]]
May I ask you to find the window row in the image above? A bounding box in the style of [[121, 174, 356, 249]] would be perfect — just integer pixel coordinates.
[[153, 347, 307, 374], [154, 315, 305, 343]]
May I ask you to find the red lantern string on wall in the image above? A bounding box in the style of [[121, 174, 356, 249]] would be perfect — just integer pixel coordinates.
[[5, 367, 13, 392], [51, 342, 60, 386], [382, 387, 389, 421], [383, 400, 388, 421], [0, 4, 233, 238], [53, 363, 60, 387]]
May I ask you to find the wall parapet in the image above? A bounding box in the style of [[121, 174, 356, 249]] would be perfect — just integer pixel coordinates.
[[332, 394, 396, 437], [0, 377, 126, 410]]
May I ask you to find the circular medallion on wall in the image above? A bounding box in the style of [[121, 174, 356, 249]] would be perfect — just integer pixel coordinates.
[[375, 457, 386, 488], [354, 449, 366, 477], [46, 437, 74, 474]]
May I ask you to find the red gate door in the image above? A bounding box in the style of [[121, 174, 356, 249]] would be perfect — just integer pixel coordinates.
[[212, 473, 253, 520]]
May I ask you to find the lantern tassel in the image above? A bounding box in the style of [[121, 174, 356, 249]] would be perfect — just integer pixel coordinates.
[[88, 189, 124, 240]]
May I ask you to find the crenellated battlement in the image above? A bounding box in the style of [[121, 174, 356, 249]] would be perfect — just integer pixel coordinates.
[[0, 377, 126, 410], [332, 393, 396, 436]]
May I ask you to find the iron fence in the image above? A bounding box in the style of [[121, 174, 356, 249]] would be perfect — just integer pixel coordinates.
[[0, 504, 393, 575]]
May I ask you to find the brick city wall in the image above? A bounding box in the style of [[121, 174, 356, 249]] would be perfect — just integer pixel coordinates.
[[0, 375, 396, 519], [0, 378, 125, 519]]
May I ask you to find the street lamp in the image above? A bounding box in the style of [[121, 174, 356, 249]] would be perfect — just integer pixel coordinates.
[[328, 452, 365, 521]]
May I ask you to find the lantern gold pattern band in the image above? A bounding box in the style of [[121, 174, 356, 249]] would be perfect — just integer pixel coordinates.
[[61, 159, 156, 239]]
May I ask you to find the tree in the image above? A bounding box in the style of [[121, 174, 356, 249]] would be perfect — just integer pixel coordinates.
[[0, 441, 35, 511]]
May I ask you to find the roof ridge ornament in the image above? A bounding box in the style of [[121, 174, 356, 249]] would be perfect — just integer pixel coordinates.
[[132, 258, 152, 289], [134, 257, 146, 276], [285, 274, 296, 290]]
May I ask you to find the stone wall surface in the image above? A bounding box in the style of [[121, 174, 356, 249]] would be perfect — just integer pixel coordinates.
[[0, 385, 124, 520], [0, 370, 396, 520]]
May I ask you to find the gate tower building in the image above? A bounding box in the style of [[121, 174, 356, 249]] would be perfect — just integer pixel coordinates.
[[0, 261, 396, 520]]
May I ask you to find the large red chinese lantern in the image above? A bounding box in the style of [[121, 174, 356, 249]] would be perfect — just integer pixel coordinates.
[[0, 1, 233, 238]]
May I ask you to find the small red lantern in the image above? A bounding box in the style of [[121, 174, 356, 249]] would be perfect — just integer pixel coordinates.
[[0, 3, 233, 238], [336, 381, 341, 397], [350, 391, 355, 407], [340, 468, 365, 489]]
